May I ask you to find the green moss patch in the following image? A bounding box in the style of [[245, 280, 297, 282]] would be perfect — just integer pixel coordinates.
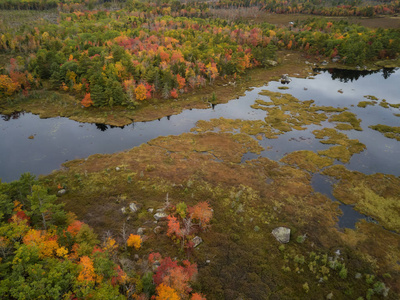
[[313, 128, 366, 163], [364, 95, 379, 101], [280, 150, 334, 173], [369, 124, 400, 141], [357, 101, 376, 108], [328, 111, 362, 131], [323, 165, 400, 233]]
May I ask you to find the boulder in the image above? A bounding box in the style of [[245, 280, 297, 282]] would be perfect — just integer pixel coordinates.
[[332, 56, 340, 63], [137, 227, 145, 235], [266, 60, 278, 67], [57, 189, 67, 196], [272, 227, 291, 243], [192, 236, 203, 248], [280, 74, 291, 84], [153, 226, 163, 234], [129, 203, 141, 213], [154, 212, 167, 221]]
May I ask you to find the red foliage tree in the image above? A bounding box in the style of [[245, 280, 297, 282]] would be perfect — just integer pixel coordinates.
[[167, 215, 182, 238], [170, 88, 178, 99]]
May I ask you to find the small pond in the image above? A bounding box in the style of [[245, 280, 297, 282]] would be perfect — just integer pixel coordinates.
[[1, 68, 399, 228]]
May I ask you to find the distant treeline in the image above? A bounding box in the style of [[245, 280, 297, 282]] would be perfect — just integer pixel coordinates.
[[211, 0, 400, 16]]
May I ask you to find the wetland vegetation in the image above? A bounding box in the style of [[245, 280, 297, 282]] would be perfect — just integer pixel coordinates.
[[1, 0, 400, 299]]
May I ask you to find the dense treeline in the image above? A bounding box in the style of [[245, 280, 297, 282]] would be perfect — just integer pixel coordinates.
[[0, 7, 277, 106], [0, 174, 208, 299], [1, 2, 400, 107], [211, 0, 400, 17]]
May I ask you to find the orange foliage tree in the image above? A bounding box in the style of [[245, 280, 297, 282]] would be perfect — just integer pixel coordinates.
[[77, 256, 96, 283], [153, 256, 198, 299], [176, 74, 186, 90], [189, 201, 213, 229], [81, 93, 93, 107]]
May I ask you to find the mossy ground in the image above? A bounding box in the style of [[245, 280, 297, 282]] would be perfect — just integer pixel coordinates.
[[280, 150, 334, 173], [322, 165, 400, 233], [41, 129, 399, 298]]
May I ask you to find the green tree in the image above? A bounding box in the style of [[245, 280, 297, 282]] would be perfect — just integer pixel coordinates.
[[27, 185, 65, 230]]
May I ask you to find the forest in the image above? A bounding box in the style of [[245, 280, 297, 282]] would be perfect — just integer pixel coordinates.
[[1, 0, 400, 108], [1, 0, 400, 299]]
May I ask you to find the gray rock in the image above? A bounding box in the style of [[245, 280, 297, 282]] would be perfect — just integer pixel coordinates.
[[148, 208, 154, 213], [129, 203, 139, 213], [121, 207, 127, 214], [156, 208, 165, 213], [280, 74, 291, 84], [115, 167, 121, 171], [192, 236, 203, 248], [266, 60, 278, 67], [152, 261, 161, 271], [57, 189, 67, 196], [137, 227, 145, 235], [326, 292, 333, 299], [134, 254, 140, 261], [272, 227, 291, 243], [154, 212, 167, 221], [321, 60, 328, 66]]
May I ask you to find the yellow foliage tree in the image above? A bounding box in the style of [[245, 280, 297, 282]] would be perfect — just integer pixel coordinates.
[[127, 234, 142, 250], [0, 75, 18, 98], [155, 283, 180, 300], [135, 84, 147, 101], [103, 237, 118, 253]]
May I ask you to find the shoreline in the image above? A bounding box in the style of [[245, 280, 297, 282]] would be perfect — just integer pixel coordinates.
[[1, 51, 398, 126]]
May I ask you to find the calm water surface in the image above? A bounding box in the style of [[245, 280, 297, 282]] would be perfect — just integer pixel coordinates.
[[1, 68, 399, 227]]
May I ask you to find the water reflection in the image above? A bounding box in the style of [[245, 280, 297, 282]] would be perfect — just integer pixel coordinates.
[[315, 67, 396, 82], [2, 111, 24, 121]]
